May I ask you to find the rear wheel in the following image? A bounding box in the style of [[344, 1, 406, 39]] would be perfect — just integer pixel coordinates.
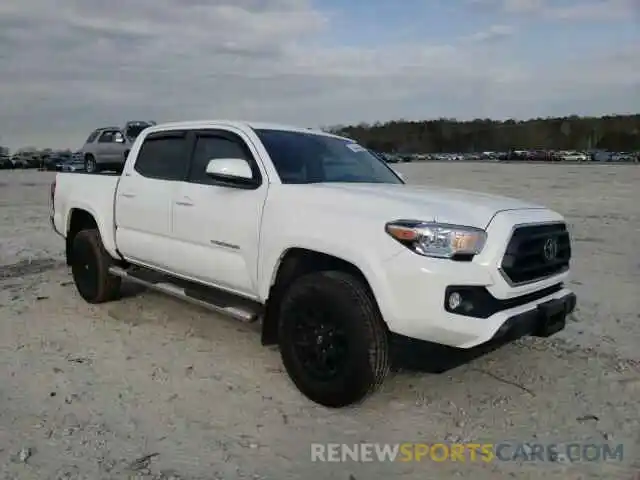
[[71, 229, 121, 303], [278, 270, 390, 407], [84, 155, 99, 173]]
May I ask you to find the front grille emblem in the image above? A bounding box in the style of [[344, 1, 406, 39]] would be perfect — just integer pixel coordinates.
[[543, 237, 558, 261]]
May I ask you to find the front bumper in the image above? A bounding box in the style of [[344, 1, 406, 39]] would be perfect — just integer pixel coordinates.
[[489, 291, 576, 343], [376, 249, 576, 349]]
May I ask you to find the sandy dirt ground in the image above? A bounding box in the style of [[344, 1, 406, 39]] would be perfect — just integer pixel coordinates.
[[0, 165, 638, 480]]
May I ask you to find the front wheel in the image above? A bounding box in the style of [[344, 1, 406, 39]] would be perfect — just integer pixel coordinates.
[[84, 155, 99, 173], [70, 229, 121, 303], [278, 270, 390, 407]]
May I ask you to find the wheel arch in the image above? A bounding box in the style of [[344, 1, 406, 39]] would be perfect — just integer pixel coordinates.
[[65, 207, 120, 265], [261, 247, 383, 346]]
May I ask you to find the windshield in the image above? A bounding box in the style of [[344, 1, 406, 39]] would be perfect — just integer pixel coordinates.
[[125, 122, 153, 139], [254, 129, 403, 184]]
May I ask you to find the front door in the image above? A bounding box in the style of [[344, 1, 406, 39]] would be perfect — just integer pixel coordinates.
[[171, 129, 268, 297], [95, 130, 119, 164]]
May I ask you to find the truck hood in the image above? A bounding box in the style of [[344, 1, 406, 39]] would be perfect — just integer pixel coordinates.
[[299, 183, 546, 229]]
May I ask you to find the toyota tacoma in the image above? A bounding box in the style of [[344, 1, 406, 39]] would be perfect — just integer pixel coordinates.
[[50, 120, 577, 407]]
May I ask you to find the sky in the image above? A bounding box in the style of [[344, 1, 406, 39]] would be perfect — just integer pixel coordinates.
[[0, 0, 638, 150]]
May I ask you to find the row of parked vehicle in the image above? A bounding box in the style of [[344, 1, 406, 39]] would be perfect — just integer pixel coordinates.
[[1, 120, 158, 173], [376, 149, 639, 163], [0, 150, 85, 171], [4, 124, 638, 172]]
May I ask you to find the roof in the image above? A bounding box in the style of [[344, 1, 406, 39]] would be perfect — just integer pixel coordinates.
[[143, 120, 350, 140]]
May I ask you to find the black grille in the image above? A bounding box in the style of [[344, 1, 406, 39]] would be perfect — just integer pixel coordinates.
[[500, 223, 571, 284]]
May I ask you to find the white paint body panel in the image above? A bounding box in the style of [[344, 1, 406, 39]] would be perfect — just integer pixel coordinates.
[[52, 120, 574, 349]]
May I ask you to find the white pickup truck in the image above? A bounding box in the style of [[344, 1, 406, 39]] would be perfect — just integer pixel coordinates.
[[50, 120, 577, 408]]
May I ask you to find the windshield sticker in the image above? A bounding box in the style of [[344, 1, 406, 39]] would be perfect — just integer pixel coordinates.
[[346, 143, 366, 153]]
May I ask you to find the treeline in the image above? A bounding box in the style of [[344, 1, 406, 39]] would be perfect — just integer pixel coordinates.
[[327, 114, 640, 153]]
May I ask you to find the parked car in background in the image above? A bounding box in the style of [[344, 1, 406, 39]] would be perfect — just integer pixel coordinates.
[[81, 121, 156, 173], [55, 152, 74, 170], [590, 150, 611, 162], [10, 151, 39, 168], [60, 156, 86, 172], [0, 155, 12, 169], [44, 151, 71, 171], [610, 152, 635, 162], [9, 157, 28, 169], [24, 156, 41, 168], [557, 151, 588, 162]]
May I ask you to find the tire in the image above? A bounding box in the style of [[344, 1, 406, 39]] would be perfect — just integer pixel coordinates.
[[278, 270, 390, 407], [70, 229, 121, 303], [84, 155, 99, 173]]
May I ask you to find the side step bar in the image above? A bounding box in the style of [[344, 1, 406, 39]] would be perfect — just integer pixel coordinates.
[[108, 266, 261, 323]]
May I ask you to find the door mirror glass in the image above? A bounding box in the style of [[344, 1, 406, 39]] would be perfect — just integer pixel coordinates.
[[205, 158, 253, 182]]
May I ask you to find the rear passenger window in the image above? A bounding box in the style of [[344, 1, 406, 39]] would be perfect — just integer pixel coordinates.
[[188, 135, 252, 185], [134, 135, 188, 181]]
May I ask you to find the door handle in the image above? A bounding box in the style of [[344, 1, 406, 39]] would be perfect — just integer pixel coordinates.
[[175, 196, 194, 206], [120, 193, 136, 198]]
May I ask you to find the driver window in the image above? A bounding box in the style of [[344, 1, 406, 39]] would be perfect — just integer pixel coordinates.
[[188, 134, 251, 185], [98, 130, 114, 143]]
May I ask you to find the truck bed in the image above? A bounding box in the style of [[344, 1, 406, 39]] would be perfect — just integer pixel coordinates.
[[52, 171, 121, 257]]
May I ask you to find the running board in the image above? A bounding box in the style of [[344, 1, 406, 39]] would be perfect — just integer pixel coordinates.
[[108, 266, 261, 323]]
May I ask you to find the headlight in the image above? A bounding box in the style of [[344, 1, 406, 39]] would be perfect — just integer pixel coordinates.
[[385, 220, 487, 259]]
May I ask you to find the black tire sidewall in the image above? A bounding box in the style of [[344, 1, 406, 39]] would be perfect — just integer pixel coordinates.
[[85, 156, 97, 173], [71, 230, 116, 303], [278, 271, 387, 407]]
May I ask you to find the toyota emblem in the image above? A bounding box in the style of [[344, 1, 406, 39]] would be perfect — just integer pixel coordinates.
[[543, 237, 558, 261]]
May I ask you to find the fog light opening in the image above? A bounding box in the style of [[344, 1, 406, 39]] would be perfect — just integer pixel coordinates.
[[448, 292, 462, 310], [447, 290, 476, 314]]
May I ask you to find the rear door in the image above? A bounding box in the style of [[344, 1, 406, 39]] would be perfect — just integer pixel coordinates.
[[115, 130, 190, 271], [95, 130, 117, 163], [171, 128, 268, 296], [111, 130, 127, 160]]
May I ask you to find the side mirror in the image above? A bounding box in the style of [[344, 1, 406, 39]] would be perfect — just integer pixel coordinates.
[[114, 135, 125, 143], [205, 158, 254, 183]]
